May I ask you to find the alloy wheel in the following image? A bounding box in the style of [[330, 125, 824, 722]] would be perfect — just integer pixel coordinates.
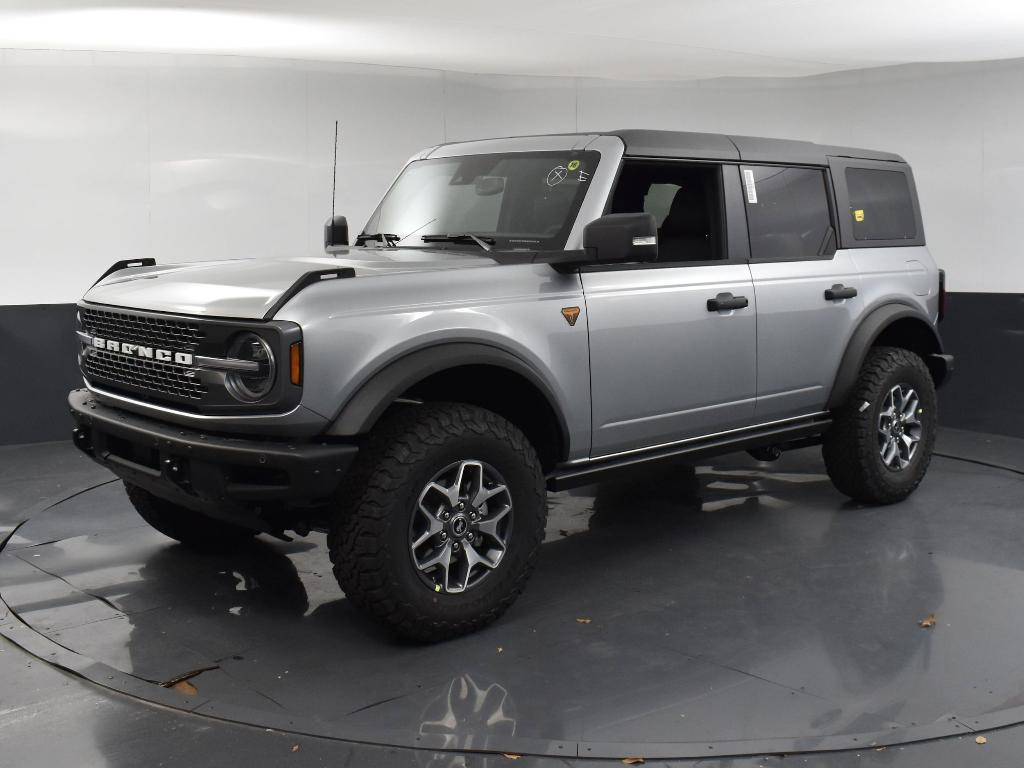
[[877, 384, 923, 471], [409, 460, 513, 593]]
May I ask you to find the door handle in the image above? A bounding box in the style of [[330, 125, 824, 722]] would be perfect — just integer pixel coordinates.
[[707, 292, 749, 312], [824, 284, 858, 301]]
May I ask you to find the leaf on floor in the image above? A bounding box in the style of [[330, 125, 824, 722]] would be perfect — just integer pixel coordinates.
[[976, 735, 987, 745], [292, 744, 301, 752], [576, 617, 592, 624], [622, 758, 646, 765], [159, 665, 218, 690], [502, 753, 521, 760], [919, 613, 937, 628], [170, 680, 198, 696]]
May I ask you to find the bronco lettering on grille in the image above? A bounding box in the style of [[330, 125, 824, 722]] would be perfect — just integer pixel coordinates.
[[92, 336, 194, 366]]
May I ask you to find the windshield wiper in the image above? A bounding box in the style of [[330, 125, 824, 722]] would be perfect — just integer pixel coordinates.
[[421, 233, 495, 251], [355, 232, 400, 247]]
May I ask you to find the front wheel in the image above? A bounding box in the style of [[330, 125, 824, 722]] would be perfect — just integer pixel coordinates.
[[328, 403, 547, 642], [823, 346, 938, 505]]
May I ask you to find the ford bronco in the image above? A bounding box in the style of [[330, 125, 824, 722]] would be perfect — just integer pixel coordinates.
[[69, 130, 953, 640]]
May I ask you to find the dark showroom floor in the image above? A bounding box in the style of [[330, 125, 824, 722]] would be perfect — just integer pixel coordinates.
[[2, 429, 1024, 767]]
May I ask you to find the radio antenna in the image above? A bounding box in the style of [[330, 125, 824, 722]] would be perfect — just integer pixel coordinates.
[[331, 120, 339, 218]]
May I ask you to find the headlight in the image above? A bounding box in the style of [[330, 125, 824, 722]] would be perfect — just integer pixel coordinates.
[[225, 333, 276, 402]]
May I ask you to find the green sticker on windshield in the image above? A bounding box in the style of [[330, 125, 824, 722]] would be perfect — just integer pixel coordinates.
[[567, 160, 580, 172]]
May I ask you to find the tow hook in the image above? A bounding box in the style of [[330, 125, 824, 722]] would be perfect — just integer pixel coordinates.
[[72, 427, 93, 454]]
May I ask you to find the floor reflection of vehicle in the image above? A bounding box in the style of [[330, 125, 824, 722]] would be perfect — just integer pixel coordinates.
[[121, 538, 310, 683], [813, 515, 940, 693], [559, 457, 943, 744], [79, 450, 945, 758], [418, 674, 516, 768]]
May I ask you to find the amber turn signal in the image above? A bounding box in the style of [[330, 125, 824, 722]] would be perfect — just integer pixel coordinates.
[[289, 342, 303, 385]]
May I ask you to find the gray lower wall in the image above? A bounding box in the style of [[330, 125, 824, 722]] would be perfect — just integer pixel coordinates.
[[937, 292, 1024, 438], [1, 304, 81, 445], [1, 294, 1020, 446]]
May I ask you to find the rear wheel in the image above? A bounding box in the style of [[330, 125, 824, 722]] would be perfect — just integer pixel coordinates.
[[328, 403, 547, 642], [823, 346, 937, 505], [125, 482, 257, 551]]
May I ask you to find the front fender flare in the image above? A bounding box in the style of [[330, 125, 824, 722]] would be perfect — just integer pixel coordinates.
[[325, 342, 570, 447]]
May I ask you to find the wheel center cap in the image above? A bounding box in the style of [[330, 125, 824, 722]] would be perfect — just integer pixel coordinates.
[[451, 515, 469, 538]]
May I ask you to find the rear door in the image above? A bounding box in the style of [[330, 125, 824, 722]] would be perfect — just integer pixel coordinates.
[[582, 160, 757, 457], [743, 164, 860, 421]]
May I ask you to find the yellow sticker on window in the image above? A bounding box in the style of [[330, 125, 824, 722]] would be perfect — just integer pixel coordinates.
[[567, 160, 580, 172], [854, 209, 865, 222]]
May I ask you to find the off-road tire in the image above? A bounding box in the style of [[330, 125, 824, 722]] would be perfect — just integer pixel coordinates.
[[329, 403, 547, 642], [125, 482, 258, 551], [823, 346, 937, 505]]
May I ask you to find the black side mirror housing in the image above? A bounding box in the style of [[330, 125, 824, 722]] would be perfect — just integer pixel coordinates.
[[323, 215, 349, 249], [582, 213, 659, 264]]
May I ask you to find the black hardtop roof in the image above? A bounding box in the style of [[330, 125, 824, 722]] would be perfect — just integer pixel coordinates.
[[605, 129, 905, 165]]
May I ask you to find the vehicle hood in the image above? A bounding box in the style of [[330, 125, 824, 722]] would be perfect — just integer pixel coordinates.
[[82, 248, 500, 319]]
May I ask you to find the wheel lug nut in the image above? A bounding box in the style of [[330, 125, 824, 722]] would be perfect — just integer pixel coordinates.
[[442, 512, 450, 521], [457, 502, 465, 511], [453, 542, 460, 551], [440, 532, 447, 541]]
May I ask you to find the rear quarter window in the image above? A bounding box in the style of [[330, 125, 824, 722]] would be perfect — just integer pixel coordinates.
[[845, 167, 917, 241]]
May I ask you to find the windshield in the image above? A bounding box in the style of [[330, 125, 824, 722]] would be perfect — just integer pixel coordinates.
[[361, 150, 600, 251]]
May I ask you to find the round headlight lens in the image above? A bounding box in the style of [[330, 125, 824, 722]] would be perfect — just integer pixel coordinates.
[[225, 333, 276, 402]]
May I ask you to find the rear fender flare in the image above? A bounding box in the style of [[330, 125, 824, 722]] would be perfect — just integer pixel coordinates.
[[827, 303, 943, 410]]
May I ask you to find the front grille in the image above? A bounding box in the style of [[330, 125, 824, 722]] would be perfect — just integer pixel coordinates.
[[79, 307, 207, 404], [76, 302, 299, 415], [80, 307, 204, 354], [84, 349, 207, 400]]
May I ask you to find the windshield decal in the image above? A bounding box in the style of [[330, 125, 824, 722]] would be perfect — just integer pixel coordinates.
[[546, 165, 569, 187]]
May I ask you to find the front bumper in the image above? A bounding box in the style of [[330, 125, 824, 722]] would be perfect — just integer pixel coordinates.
[[69, 388, 357, 532]]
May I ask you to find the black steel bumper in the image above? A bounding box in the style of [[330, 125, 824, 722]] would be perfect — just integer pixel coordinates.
[[69, 389, 358, 530]]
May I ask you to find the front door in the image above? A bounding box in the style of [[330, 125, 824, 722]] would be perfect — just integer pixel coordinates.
[[582, 161, 757, 458]]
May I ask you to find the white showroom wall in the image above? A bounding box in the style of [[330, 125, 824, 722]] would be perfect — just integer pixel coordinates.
[[1, 50, 1023, 305]]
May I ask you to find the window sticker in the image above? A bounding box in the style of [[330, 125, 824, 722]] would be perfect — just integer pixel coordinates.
[[546, 165, 568, 187], [854, 209, 865, 222], [743, 169, 758, 204], [567, 160, 580, 171]]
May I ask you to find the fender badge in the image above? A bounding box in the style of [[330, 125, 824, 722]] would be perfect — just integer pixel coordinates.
[[561, 306, 581, 327]]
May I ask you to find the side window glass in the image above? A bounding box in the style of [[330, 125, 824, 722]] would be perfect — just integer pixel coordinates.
[[845, 167, 917, 241], [742, 166, 834, 260], [610, 162, 725, 263]]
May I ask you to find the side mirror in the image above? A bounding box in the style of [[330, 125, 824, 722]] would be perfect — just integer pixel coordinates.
[[323, 215, 349, 249], [582, 213, 659, 264]]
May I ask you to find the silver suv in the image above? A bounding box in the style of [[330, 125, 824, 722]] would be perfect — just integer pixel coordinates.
[[69, 130, 953, 641]]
